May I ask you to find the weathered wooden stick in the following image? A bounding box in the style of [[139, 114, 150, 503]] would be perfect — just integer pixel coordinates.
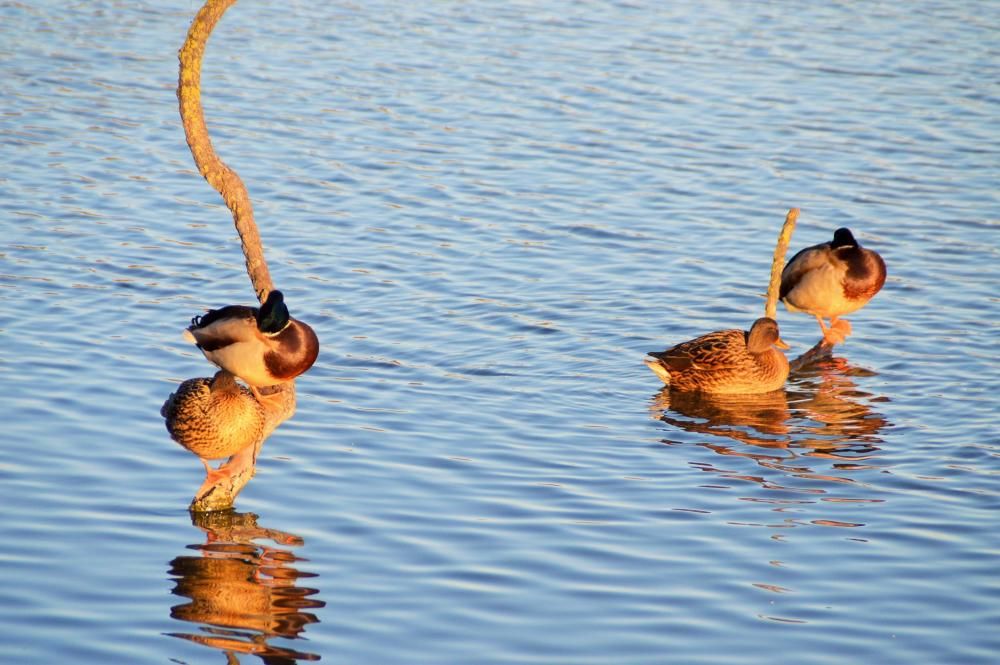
[[176, 0, 296, 511], [177, 0, 274, 303], [187, 509, 304, 547], [789, 338, 834, 373], [762, 208, 835, 371], [764, 208, 799, 320]]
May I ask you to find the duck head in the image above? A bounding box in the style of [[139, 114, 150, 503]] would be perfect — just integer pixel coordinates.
[[746, 317, 790, 353], [257, 290, 291, 334], [831, 227, 859, 249]]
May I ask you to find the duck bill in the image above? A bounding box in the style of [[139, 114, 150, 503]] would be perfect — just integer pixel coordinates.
[[774, 337, 790, 350]]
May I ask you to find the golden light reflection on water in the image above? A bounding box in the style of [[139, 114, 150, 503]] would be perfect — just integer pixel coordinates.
[[651, 355, 892, 624], [651, 354, 891, 501], [166, 511, 325, 663]]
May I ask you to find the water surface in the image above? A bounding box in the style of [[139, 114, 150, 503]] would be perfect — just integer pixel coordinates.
[[1, 1, 997, 663]]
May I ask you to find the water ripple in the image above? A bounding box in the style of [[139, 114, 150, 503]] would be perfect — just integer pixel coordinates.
[[1, 1, 997, 663]]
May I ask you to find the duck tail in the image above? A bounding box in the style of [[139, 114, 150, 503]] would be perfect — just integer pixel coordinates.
[[644, 357, 672, 384]]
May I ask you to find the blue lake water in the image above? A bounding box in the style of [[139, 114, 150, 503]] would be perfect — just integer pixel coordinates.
[[1, 1, 998, 663]]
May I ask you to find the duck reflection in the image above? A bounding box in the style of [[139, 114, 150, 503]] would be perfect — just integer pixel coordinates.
[[167, 510, 324, 663], [651, 351, 890, 475], [653, 389, 792, 445], [787, 355, 889, 458]]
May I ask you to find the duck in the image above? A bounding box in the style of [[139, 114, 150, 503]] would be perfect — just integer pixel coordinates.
[[779, 227, 886, 345], [161, 370, 266, 482], [644, 317, 790, 394], [183, 290, 319, 393]]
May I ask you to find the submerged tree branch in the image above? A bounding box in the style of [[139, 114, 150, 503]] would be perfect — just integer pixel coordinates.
[[762, 208, 835, 372], [789, 338, 834, 373], [176, 0, 296, 511], [177, 0, 274, 302], [764, 207, 798, 320]]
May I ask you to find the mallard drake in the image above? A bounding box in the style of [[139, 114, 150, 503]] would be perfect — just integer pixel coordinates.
[[779, 227, 886, 345], [645, 317, 790, 394], [161, 370, 265, 482], [183, 290, 319, 391]]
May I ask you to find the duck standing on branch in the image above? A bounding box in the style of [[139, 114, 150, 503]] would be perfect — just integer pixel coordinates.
[[183, 290, 319, 395], [645, 317, 790, 394], [779, 227, 886, 345], [162, 370, 266, 483]]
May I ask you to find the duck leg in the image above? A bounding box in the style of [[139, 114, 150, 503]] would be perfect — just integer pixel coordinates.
[[815, 315, 850, 345], [200, 458, 231, 485]]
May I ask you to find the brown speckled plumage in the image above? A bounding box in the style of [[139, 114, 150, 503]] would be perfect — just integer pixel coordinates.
[[162, 370, 265, 462], [645, 317, 790, 394]]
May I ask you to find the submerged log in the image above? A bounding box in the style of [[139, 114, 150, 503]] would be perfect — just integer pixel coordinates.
[[764, 208, 798, 320], [177, 0, 274, 301], [790, 338, 835, 373], [763, 208, 835, 373], [171, 0, 302, 511]]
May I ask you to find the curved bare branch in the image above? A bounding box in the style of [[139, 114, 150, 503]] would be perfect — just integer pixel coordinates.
[[177, 0, 274, 302]]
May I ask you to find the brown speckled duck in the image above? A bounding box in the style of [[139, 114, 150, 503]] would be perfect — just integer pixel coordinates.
[[161, 370, 265, 482], [645, 317, 790, 394], [183, 290, 319, 394], [780, 227, 886, 345]]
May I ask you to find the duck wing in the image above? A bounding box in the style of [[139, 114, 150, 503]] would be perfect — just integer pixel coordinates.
[[779, 242, 831, 301], [184, 305, 260, 351], [190, 304, 259, 329], [649, 329, 745, 372]]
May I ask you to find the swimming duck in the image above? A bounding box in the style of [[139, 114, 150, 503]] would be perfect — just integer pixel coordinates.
[[779, 227, 886, 345], [161, 370, 266, 482], [183, 290, 319, 392], [645, 317, 790, 394]]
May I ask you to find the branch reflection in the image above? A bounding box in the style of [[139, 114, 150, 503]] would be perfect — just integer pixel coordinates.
[[167, 510, 325, 664], [651, 354, 890, 485]]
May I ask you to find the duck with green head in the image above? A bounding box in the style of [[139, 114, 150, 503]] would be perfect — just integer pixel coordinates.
[[780, 227, 886, 345], [183, 290, 319, 394]]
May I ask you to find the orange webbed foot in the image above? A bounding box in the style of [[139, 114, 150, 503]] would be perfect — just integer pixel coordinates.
[[823, 318, 852, 345], [816, 317, 851, 346], [831, 318, 852, 337], [201, 459, 231, 485]]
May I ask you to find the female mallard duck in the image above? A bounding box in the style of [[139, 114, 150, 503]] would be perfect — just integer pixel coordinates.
[[183, 290, 319, 392], [779, 227, 886, 345], [644, 317, 790, 394], [161, 370, 265, 482]]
